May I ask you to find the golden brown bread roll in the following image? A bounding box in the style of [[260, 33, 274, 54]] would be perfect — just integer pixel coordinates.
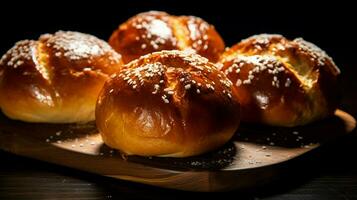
[[219, 34, 340, 127], [96, 50, 240, 157], [0, 31, 123, 123], [109, 11, 225, 64]]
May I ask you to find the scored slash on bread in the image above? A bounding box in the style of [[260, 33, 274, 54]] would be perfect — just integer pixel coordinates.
[[219, 34, 340, 127], [109, 11, 225, 63], [0, 31, 123, 123]]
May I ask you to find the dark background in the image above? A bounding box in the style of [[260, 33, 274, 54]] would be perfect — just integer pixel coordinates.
[[1, 0, 357, 199]]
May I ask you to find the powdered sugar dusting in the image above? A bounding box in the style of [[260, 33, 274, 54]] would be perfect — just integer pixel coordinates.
[[186, 17, 211, 50], [130, 12, 177, 50], [42, 31, 121, 62]]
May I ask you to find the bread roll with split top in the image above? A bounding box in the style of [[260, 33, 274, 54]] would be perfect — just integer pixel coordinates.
[[219, 34, 340, 127], [0, 31, 123, 123], [109, 11, 225, 63]]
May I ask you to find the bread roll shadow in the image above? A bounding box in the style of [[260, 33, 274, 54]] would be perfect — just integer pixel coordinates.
[[233, 115, 346, 148]]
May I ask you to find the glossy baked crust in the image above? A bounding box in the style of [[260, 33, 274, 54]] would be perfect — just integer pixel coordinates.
[[0, 31, 123, 123], [219, 34, 340, 127], [109, 11, 225, 63], [96, 50, 240, 157]]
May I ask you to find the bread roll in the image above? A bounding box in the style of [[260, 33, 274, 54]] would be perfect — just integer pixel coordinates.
[[219, 34, 340, 127], [96, 50, 240, 157], [109, 11, 225, 63], [0, 31, 123, 123]]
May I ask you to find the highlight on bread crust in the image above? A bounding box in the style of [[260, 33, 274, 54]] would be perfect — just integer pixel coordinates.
[[0, 31, 123, 123], [109, 11, 225, 64], [219, 34, 340, 127], [96, 50, 240, 157]]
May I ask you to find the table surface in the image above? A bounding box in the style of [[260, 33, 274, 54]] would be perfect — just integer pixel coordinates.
[[1, 95, 356, 200], [0, 138, 357, 200]]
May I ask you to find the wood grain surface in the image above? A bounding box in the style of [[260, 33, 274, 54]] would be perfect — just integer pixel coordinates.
[[0, 110, 355, 192]]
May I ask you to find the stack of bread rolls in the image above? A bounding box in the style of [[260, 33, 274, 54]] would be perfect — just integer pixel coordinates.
[[0, 11, 340, 157]]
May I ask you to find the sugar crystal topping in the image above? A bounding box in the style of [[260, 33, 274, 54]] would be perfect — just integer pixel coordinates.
[[293, 38, 338, 72], [0, 40, 36, 68], [223, 34, 340, 89], [223, 55, 289, 88], [241, 34, 283, 49], [117, 50, 234, 103]]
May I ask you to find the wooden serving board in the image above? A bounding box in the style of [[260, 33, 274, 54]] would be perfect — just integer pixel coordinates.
[[0, 110, 355, 192]]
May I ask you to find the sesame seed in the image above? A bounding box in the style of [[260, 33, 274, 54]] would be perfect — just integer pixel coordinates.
[[285, 78, 291, 87], [162, 95, 169, 103], [243, 79, 251, 84], [236, 79, 242, 87], [184, 84, 191, 90]]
